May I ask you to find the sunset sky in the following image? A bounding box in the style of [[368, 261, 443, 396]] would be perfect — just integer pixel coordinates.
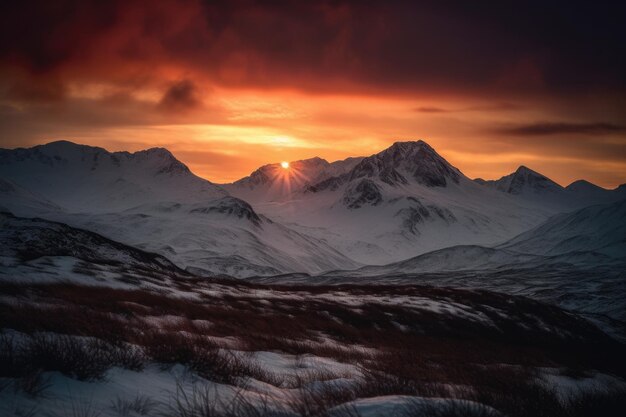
[[1, 1, 625, 186]]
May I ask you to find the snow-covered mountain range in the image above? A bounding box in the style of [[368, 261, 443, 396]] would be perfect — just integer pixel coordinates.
[[223, 140, 625, 265], [476, 165, 625, 209], [0, 141, 227, 212], [1, 139, 624, 278], [0, 141, 360, 277]]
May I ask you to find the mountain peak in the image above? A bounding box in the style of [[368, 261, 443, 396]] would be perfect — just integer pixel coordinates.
[[228, 156, 349, 196], [514, 165, 550, 178], [491, 165, 563, 195], [133, 147, 190, 174], [142, 147, 175, 157], [389, 139, 428, 148], [41, 139, 82, 147], [513, 165, 550, 180], [386, 140, 435, 155], [296, 156, 328, 165], [36, 140, 116, 155], [347, 139, 461, 187], [566, 179, 604, 192]]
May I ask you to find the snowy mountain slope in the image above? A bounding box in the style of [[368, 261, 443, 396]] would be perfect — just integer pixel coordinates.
[[0, 177, 61, 216], [353, 245, 546, 275], [242, 141, 561, 264], [222, 156, 363, 203], [0, 141, 227, 212], [35, 197, 361, 278], [0, 211, 182, 271], [498, 199, 626, 258], [348, 245, 622, 277], [185, 254, 282, 277], [327, 199, 626, 277], [0, 211, 193, 287]]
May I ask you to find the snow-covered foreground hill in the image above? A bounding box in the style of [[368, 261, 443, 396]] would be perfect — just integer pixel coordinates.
[[2, 252, 625, 417]]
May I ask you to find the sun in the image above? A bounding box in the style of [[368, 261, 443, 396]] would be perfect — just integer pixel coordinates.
[[281, 161, 289, 169]]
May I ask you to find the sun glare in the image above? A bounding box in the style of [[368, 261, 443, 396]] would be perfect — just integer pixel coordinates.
[[281, 161, 290, 169]]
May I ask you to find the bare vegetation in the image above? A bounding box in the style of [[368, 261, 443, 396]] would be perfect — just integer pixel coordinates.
[[0, 333, 144, 384], [163, 381, 289, 417], [110, 394, 157, 416], [1, 280, 625, 416]]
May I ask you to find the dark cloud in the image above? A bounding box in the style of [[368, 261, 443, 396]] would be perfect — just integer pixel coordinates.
[[415, 102, 522, 113], [465, 102, 522, 112], [4, 78, 67, 102], [0, 1, 120, 73], [498, 122, 624, 136], [0, 0, 624, 95], [415, 107, 447, 113], [158, 80, 201, 112]]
